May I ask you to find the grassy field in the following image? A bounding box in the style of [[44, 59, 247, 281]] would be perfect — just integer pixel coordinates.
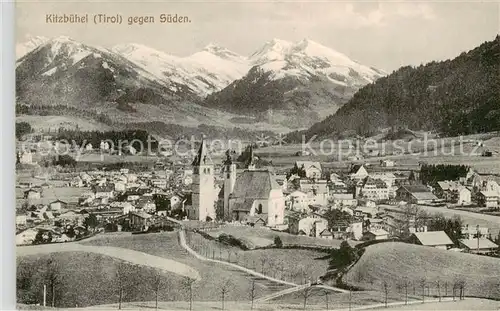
[[186, 231, 330, 283], [204, 225, 360, 249], [17, 297, 500, 310], [17, 252, 185, 308], [255, 133, 500, 173], [344, 242, 500, 299], [81, 232, 287, 301]]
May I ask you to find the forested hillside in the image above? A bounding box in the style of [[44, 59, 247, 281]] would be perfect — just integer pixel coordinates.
[[303, 36, 500, 138]]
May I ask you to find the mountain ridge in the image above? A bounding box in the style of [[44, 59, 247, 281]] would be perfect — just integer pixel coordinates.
[[298, 35, 500, 140]]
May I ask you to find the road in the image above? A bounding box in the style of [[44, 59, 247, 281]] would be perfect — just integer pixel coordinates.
[[17, 242, 201, 280]]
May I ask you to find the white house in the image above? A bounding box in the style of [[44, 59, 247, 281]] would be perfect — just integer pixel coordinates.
[[294, 161, 322, 179]]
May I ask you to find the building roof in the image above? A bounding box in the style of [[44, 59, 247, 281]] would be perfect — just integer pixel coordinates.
[[412, 231, 453, 246], [192, 139, 212, 166], [411, 192, 439, 201], [319, 229, 332, 236], [480, 191, 499, 197], [459, 238, 498, 250], [295, 161, 321, 171], [400, 185, 431, 193], [130, 211, 153, 219], [367, 229, 389, 236], [230, 170, 281, 199]]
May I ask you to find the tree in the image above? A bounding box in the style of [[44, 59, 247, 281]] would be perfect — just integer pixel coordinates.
[[16, 122, 32, 140], [301, 285, 314, 310], [220, 279, 232, 310], [382, 280, 389, 308], [419, 277, 426, 303], [84, 214, 99, 232], [183, 277, 196, 311], [274, 236, 283, 248], [115, 262, 130, 310], [52, 154, 77, 167], [44, 256, 60, 307], [249, 279, 257, 310], [151, 270, 162, 310]]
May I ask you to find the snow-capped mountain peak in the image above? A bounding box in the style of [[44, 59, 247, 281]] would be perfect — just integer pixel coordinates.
[[16, 35, 49, 59]]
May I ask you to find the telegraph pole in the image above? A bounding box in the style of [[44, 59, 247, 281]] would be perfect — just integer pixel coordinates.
[[43, 284, 47, 307]]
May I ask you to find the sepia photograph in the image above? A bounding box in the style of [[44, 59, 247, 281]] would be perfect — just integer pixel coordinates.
[[12, 0, 500, 310]]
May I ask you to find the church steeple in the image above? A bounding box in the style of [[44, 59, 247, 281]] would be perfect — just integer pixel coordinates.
[[190, 138, 215, 221], [192, 139, 212, 166], [245, 144, 256, 170]]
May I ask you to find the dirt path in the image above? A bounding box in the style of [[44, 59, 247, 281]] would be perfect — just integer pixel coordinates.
[[17, 242, 200, 280]]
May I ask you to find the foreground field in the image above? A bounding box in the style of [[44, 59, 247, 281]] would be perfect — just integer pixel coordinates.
[[17, 242, 200, 280], [81, 232, 286, 301], [17, 297, 500, 310], [17, 252, 185, 308], [186, 231, 330, 283], [344, 242, 500, 299]]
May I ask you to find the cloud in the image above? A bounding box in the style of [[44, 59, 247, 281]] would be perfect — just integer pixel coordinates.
[[346, 3, 436, 28]]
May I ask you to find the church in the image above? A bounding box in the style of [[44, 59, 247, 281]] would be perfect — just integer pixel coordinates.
[[187, 139, 285, 227], [220, 146, 285, 227]]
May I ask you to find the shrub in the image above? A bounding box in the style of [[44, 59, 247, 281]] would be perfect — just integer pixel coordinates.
[[274, 236, 283, 248]]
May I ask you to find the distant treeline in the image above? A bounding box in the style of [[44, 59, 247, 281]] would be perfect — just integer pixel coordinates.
[[420, 164, 469, 185]]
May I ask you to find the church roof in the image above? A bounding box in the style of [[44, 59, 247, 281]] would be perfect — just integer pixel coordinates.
[[192, 140, 212, 166], [231, 170, 281, 199]]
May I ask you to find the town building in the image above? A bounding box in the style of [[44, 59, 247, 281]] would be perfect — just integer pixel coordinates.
[[187, 140, 216, 221], [408, 231, 454, 250], [294, 161, 322, 179], [396, 185, 438, 204], [458, 238, 498, 254]]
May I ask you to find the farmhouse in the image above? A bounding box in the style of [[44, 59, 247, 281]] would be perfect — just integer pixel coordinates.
[[478, 191, 499, 208], [362, 229, 389, 241], [24, 189, 41, 200], [396, 185, 438, 204], [49, 199, 67, 211], [408, 231, 453, 250], [349, 164, 369, 181], [459, 238, 498, 254]]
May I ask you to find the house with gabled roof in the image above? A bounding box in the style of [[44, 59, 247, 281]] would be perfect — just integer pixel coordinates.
[[294, 161, 322, 179], [408, 231, 454, 250], [396, 185, 438, 204]]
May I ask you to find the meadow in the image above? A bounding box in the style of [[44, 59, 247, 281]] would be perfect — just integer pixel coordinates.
[[185, 230, 330, 284], [17, 252, 185, 308], [81, 232, 286, 301], [344, 242, 500, 299]]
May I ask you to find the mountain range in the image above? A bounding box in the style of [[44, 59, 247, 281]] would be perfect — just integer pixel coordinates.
[[298, 35, 500, 140], [15, 35, 385, 135]]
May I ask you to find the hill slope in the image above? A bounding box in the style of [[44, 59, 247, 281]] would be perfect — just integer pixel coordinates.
[[304, 36, 500, 138], [344, 242, 500, 299]]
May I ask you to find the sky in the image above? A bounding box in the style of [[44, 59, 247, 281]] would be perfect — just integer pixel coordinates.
[[16, 0, 500, 72]]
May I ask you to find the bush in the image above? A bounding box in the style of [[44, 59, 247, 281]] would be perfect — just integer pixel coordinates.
[[217, 233, 248, 250], [274, 236, 283, 248]]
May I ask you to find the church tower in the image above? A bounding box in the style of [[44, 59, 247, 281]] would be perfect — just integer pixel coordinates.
[[245, 145, 256, 171], [191, 139, 215, 221], [223, 149, 237, 220]]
